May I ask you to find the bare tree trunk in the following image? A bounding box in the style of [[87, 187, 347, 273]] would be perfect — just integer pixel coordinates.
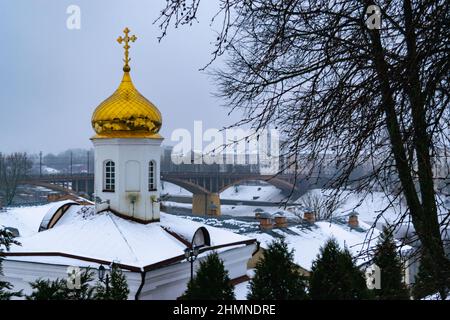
[[366, 0, 449, 297], [0, 153, 32, 206], [402, 0, 449, 297]]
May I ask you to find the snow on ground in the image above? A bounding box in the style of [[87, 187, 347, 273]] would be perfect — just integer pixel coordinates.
[[221, 184, 285, 202], [246, 220, 379, 270], [161, 182, 192, 196], [171, 211, 384, 271], [162, 183, 297, 219], [172, 215, 260, 234], [41, 166, 60, 174], [296, 189, 403, 226], [423, 293, 450, 300], [221, 205, 297, 218], [234, 281, 250, 300], [162, 181, 287, 202], [162, 182, 449, 233], [164, 201, 193, 210], [162, 182, 406, 226], [2, 183, 415, 273], [26, 185, 54, 193], [164, 202, 298, 219]]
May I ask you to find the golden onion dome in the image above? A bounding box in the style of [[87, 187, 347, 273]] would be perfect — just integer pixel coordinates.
[[91, 28, 162, 139]]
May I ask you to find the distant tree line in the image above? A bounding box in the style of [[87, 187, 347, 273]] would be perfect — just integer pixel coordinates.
[[27, 149, 94, 175], [0, 152, 32, 206]]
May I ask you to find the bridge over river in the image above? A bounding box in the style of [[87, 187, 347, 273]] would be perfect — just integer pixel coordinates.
[[20, 172, 328, 215]]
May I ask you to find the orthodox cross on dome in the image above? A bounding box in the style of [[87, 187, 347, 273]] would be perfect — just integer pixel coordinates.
[[117, 27, 137, 72]]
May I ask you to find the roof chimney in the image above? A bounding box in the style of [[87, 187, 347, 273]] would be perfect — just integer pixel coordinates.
[[303, 208, 315, 223], [257, 212, 273, 230], [273, 211, 287, 228], [254, 208, 264, 219], [348, 212, 359, 228]]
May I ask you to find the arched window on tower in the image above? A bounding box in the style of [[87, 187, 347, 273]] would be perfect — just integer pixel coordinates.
[[149, 160, 157, 191], [104, 160, 115, 192]]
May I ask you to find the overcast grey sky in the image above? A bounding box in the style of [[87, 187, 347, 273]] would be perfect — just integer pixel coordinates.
[[0, 0, 241, 154]]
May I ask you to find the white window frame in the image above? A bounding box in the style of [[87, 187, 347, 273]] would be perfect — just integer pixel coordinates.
[[104, 160, 115, 192]]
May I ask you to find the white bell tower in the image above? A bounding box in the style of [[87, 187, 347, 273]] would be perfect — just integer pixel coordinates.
[[90, 28, 163, 223]]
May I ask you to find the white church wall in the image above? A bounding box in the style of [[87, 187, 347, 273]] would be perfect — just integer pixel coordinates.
[[3, 244, 255, 300], [3, 260, 69, 298], [125, 160, 141, 192], [3, 259, 143, 300], [139, 244, 256, 300]]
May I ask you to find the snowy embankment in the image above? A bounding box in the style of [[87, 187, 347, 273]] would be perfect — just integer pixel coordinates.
[[295, 189, 404, 226], [246, 220, 379, 271], [161, 182, 192, 196], [162, 182, 406, 223], [296, 189, 450, 231], [221, 184, 286, 202], [41, 166, 60, 174], [162, 182, 296, 218]]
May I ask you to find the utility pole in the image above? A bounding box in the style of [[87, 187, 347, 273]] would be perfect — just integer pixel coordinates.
[[70, 151, 73, 176], [87, 150, 90, 174], [39, 151, 42, 177]]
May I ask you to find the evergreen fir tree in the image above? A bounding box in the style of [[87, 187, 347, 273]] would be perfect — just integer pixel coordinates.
[[182, 252, 235, 300], [413, 252, 450, 300], [26, 279, 67, 300], [65, 268, 95, 300], [247, 239, 308, 300], [372, 227, 410, 300], [26, 268, 94, 300], [94, 264, 130, 300], [0, 228, 22, 300], [309, 238, 368, 300]]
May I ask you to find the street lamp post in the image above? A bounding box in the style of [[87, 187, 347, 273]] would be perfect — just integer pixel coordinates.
[[184, 247, 200, 281], [98, 265, 110, 295]]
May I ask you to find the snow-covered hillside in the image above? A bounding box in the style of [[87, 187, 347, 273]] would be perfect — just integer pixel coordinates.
[[221, 184, 286, 202], [248, 220, 380, 270], [41, 166, 60, 174], [296, 189, 404, 226], [220, 205, 297, 218], [160, 182, 192, 196], [174, 213, 387, 272]]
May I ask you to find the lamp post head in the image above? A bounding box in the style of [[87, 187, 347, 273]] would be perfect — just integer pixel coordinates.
[[184, 248, 191, 259], [193, 246, 200, 257], [98, 265, 105, 281]]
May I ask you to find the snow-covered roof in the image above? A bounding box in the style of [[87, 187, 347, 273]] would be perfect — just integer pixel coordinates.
[[169, 213, 393, 271], [246, 220, 379, 271], [257, 212, 272, 219], [0, 201, 74, 237], [1, 205, 255, 272], [273, 211, 286, 217]]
